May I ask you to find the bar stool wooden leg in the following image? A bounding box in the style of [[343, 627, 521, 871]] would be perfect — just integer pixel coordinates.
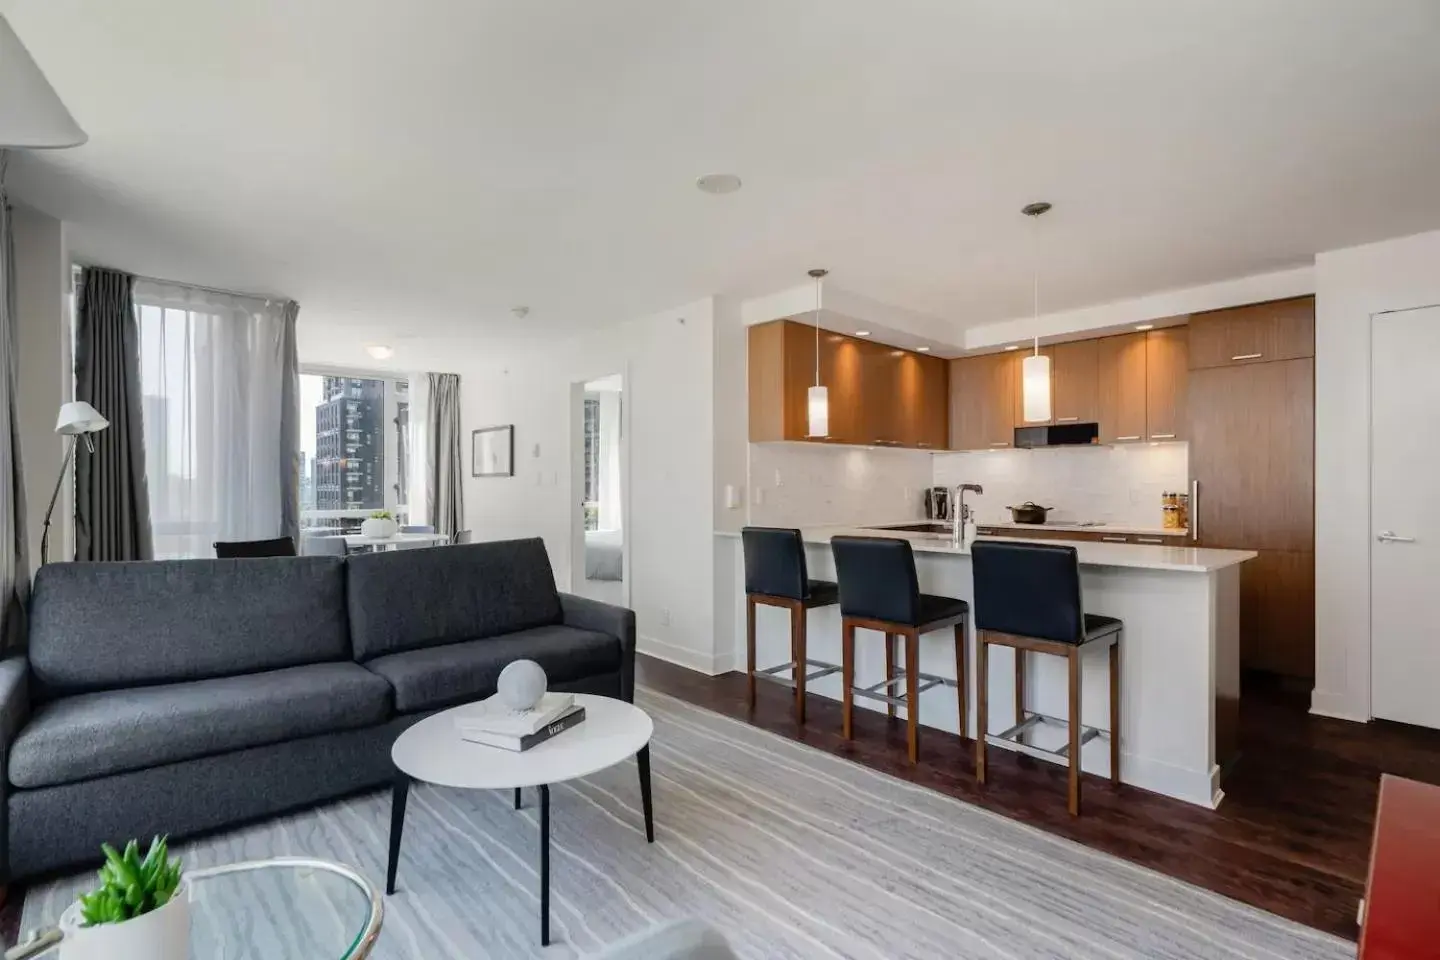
[[953, 621, 967, 739], [745, 595, 757, 710], [976, 632, 989, 783], [1109, 637, 1121, 784], [1015, 647, 1027, 730], [841, 619, 856, 740], [904, 629, 920, 764], [794, 605, 808, 724], [1068, 647, 1082, 816], [884, 633, 896, 719]]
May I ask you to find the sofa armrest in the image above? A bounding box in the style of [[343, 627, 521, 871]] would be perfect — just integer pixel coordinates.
[[559, 594, 637, 702], [0, 654, 28, 759]]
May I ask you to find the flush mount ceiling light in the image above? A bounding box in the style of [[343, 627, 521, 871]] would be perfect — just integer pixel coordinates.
[[365, 344, 395, 360], [1021, 201, 1053, 423], [695, 173, 742, 195], [806, 268, 829, 438], [855, 330, 872, 337], [1135, 323, 1155, 331]]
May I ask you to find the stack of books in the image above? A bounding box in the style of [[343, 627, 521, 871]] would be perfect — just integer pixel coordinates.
[[454, 692, 586, 752]]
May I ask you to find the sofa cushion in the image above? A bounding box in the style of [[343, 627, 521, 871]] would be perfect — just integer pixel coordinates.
[[28, 557, 351, 699], [9, 662, 392, 789], [364, 625, 621, 713], [347, 538, 563, 661]]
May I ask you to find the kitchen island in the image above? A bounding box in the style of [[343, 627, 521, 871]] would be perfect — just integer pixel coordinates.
[[714, 524, 1255, 808]]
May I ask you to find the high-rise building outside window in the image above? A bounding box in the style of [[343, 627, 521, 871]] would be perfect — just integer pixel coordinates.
[[299, 371, 409, 534]]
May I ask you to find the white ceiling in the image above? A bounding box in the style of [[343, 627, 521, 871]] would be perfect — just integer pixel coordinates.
[[5, 0, 1440, 351]]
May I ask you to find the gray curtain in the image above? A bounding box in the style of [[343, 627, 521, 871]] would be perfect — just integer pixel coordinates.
[[426, 373, 464, 539], [279, 300, 300, 546], [0, 154, 30, 650], [74, 267, 153, 562]]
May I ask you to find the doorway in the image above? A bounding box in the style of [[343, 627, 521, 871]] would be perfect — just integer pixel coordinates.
[[1370, 304, 1440, 728], [570, 373, 628, 606]]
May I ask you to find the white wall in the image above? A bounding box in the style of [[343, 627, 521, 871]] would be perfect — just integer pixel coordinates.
[[1313, 229, 1440, 722], [747, 443, 932, 527], [10, 204, 72, 566], [933, 443, 1188, 528]]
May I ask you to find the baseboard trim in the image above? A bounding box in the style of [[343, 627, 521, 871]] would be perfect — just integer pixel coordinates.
[[1309, 689, 1369, 723], [637, 635, 731, 676]]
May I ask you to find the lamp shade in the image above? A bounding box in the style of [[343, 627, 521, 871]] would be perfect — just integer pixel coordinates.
[[0, 15, 87, 149], [806, 385, 829, 438], [55, 401, 108, 435], [1022, 353, 1052, 423]]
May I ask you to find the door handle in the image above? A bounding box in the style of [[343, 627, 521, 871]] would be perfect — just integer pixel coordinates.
[[1376, 531, 1417, 543]]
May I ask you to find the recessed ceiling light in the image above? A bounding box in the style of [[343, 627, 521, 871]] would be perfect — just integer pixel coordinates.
[[855, 330, 872, 337], [365, 344, 394, 360], [917, 346, 931, 352], [1135, 323, 1154, 331], [695, 173, 742, 195], [1004, 344, 1020, 351]]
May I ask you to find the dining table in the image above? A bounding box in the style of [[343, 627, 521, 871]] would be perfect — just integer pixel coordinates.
[[342, 531, 449, 550]]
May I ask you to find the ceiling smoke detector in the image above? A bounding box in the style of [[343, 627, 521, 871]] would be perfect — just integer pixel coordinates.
[[511, 306, 530, 319], [695, 173, 742, 195]]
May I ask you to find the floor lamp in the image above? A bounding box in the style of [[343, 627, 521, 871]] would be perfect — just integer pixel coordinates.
[[41, 401, 109, 565]]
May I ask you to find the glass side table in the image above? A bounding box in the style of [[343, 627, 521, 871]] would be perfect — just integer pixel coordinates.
[[7, 858, 383, 960]]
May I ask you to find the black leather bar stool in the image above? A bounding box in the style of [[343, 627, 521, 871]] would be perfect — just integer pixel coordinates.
[[971, 540, 1122, 816], [829, 536, 969, 764], [741, 527, 841, 722]]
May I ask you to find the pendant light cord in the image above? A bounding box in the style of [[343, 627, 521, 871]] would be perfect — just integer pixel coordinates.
[[1031, 213, 1040, 356], [813, 272, 822, 386]]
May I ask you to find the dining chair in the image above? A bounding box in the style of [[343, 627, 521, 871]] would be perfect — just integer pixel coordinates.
[[301, 535, 349, 557], [213, 537, 296, 559], [452, 530, 473, 545], [401, 525, 435, 534]]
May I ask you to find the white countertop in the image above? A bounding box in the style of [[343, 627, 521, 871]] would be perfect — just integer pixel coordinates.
[[717, 524, 1254, 573], [976, 519, 1189, 537]]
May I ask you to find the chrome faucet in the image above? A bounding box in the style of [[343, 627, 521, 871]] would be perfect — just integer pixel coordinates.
[[953, 483, 984, 546]]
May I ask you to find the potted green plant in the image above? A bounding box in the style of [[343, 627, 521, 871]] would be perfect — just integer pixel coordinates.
[[56, 838, 188, 960], [361, 509, 398, 539]]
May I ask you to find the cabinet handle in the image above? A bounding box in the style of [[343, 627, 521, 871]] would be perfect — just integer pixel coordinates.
[[1136, 537, 1164, 544], [1115, 435, 1141, 442], [1149, 433, 1176, 440], [1101, 536, 1128, 543], [1056, 416, 1079, 422], [1191, 479, 1199, 542], [989, 441, 1010, 447], [1230, 353, 1263, 361], [917, 442, 932, 448]]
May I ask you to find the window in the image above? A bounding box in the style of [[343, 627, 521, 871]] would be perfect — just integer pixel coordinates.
[[583, 395, 600, 531], [300, 371, 410, 534]]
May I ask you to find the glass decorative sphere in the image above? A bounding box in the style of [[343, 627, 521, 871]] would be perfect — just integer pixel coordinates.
[[497, 659, 548, 711]]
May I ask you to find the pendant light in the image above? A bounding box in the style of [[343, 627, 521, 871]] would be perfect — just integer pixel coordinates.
[[1021, 202, 1052, 423], [806, 268, 829, 437]]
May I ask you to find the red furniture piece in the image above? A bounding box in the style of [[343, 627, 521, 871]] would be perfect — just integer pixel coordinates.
[[1359, 774, 1440, 959]]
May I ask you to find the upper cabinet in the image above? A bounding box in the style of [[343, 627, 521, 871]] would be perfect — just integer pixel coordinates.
[[950, 352, 1016, 450], [1051, 339, 1100, 424], [1095, 333, 1148, 443], [748, 320, 946, 448], [1188, 296, 1315, 370], [1145, 327, 1188, 441]]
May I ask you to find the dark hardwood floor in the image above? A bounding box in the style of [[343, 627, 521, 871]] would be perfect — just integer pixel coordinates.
[[637, 654, 1440, 942]]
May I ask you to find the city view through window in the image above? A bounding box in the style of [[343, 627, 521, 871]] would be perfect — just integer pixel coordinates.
[[300, 373, 410, 534]]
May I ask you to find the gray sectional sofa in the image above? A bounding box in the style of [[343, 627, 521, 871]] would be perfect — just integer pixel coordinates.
[[0, 537, 635, 881]]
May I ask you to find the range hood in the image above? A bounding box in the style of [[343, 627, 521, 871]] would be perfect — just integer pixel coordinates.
[[1014, 423, 1100, 448]]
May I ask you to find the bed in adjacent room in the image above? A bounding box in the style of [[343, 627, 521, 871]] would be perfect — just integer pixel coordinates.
[[585, 528, 623, 581]]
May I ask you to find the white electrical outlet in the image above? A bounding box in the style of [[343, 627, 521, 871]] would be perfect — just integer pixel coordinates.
[[660, 608, 672, 627], [774, 469, 783, 487], [754, 487, 765, 506], [724, 484, 741, 509]]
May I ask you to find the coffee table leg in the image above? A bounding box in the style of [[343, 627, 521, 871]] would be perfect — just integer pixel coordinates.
[[538, 783, 550, 946], [514, 787, 522, 810], [386, 776, 409, 895], [638, 745, 654, 843]]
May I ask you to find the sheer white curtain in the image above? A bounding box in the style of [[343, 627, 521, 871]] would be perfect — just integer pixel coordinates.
[[133, 280, 297, 559]]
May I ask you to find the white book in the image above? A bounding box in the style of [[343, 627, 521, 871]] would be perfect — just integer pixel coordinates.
[[453, 692, 576, 738]]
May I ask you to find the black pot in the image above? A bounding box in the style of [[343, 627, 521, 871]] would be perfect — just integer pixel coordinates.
[[1006, 501, 1053, 524]]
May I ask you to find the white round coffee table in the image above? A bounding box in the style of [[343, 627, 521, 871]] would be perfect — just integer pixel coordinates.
[[386, 693, 654, 946]]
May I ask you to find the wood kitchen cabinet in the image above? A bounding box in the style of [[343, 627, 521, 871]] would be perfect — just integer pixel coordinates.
[[1095, 333, 1148, 443], [1050, 339, 1099, 425], [1188, 296, 1315, 370], [1145, 327, 1188, 441], [747, 320, 945, 448], [950, 353, 1016, 450]]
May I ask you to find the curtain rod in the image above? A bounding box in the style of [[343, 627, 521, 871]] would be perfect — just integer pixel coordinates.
[[74, 262, 290, 305]]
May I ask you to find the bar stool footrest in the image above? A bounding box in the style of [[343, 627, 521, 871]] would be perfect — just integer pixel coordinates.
[[852, 670, 955, 707], [986, 711, 1106, 761], [755, 659, 841, 689]]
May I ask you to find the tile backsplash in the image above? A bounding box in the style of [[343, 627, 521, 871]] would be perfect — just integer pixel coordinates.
[[931, 443, 1189, 528], [748, 442, 932, 528]]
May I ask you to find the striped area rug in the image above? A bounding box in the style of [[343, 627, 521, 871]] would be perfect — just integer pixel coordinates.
[[21, 689, 1351, 959]]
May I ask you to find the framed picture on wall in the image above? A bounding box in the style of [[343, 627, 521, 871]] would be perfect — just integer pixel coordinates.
[[472, 425, 514, 477]]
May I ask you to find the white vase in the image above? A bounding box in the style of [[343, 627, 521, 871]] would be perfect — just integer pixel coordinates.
[[361, 517, 397, 539], [58, 884, 190, 960]]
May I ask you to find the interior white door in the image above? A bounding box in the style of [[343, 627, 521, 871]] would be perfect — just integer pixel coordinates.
[[1371, 305, 1440, 728]]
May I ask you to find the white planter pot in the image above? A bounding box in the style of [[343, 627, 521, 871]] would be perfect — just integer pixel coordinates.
[[361, 517, 397, 539], [58, 884, 190, 960]]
